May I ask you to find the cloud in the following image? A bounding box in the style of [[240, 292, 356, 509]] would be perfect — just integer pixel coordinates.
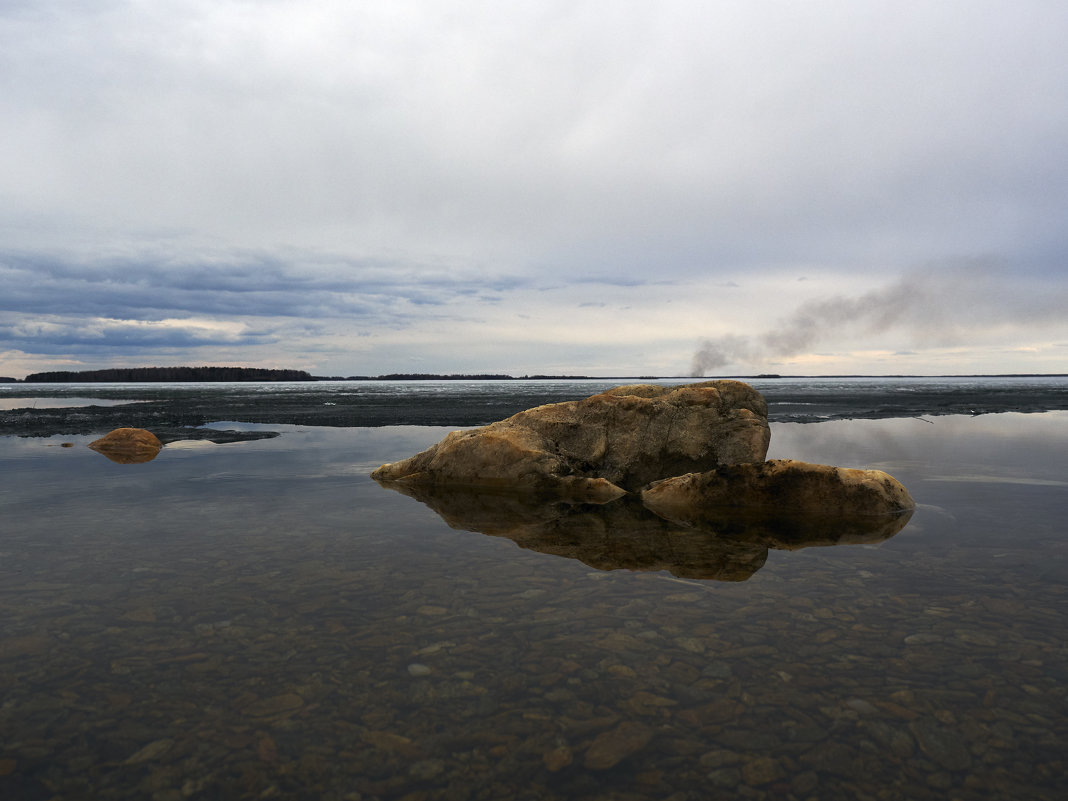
[[1, 2, 1067, 376], [691, 264, 1068, 374], [0, 314, 270, 353], [3, 2, 1067, 271], [0, 247, 524, 325]]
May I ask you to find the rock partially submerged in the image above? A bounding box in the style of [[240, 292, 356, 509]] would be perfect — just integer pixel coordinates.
[[642, 459, 915, 519], [88, 427, 163, 464], [371, 380, 770, 495], [372, 381, 915, 563]]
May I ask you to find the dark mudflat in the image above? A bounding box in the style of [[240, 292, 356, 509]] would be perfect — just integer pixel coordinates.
[[764, 383, 1068, 422], [1, 380, 1066, 438]]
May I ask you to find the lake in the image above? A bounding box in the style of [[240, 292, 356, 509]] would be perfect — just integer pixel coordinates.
[[1, 380, 1065, 800]]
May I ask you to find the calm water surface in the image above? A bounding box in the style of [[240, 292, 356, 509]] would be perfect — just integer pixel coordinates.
[[0, 398, 143, 411], [1, 409, 1065, 800]]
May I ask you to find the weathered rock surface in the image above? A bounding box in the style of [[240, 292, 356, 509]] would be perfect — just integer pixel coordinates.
[[371, 381, 770, 495], [642, 459, 915, 519], [87, 427, 163, 464]]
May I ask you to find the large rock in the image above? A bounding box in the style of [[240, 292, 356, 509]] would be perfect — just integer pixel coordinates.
[[88, 427, 163, 464], [371, 380, 770, 495], [642, 459, 915, 519]]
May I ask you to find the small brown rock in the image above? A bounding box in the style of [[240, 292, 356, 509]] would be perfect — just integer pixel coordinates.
[[124, 738, 174, 765], [88, 428, 163, 464], [542, 744, 573, 772], [243, 692, 304, 717], [742, 756, 785, 786], [624, 691, 677, 716], [256, 735, 278, 763], [584, 721, 654, 770], [909, 718, 972, 771], [123, 607, 157, 623]]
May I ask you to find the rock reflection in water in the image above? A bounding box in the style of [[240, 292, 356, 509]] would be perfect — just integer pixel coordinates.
[[375, 481, 912, 582]]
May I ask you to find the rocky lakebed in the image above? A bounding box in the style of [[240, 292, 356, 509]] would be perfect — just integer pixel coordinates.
[[1, 377, 1065, 800]]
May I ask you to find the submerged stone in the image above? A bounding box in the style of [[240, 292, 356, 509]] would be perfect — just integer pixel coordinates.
[[584, 721, 654, 770]]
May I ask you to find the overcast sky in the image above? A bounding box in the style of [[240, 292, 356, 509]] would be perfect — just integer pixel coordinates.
[[2, 0, 1066, 378]]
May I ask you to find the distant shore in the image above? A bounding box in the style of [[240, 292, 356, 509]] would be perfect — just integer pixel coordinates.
[[1, 376, 1066, 439], [5, 366, 1065, 384]]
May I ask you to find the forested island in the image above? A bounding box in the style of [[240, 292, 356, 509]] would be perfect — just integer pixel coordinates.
[[17, 367, 593, 383], [24, 366, 315, 383]]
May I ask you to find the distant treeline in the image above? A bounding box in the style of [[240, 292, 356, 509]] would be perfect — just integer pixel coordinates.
[[17, 367, 598, 383], [377, 373, 515, 380], [24, 366, 315, 383]]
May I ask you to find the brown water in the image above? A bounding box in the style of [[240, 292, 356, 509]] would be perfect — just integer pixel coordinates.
[[1, 413, 1065, 800]]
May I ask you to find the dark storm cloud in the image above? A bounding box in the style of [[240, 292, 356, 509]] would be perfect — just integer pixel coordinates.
[[0, 249, 521, 324], [0, 319, 275, 354]]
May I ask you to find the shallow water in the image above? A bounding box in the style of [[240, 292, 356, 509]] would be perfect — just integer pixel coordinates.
[[1, 412, 1066, 800], [3, 375, 1067, 436]]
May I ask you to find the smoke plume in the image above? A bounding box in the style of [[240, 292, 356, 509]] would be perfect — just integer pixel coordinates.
[[689, 268, 992, 375]]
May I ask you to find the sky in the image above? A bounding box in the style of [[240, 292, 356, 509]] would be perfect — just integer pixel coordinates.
[[2, 0, 1067, 379]]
